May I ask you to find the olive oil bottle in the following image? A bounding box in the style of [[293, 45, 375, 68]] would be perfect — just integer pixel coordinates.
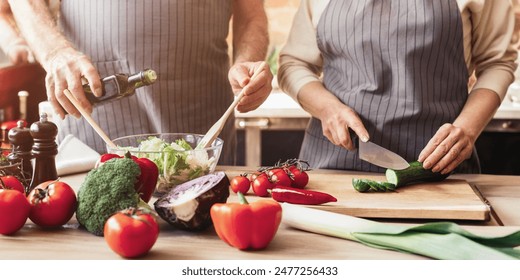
[[83, 69, 157, 104]]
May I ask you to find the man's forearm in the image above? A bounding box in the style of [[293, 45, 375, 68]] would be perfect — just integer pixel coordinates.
[[232, 0, 268, 63], [0, 0, 23, 53], [7, 0, 71, 68]]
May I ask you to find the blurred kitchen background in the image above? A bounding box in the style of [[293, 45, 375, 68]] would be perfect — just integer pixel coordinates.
[[1, 0, 519, 174]]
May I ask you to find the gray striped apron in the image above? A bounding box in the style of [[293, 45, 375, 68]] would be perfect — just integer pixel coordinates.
[[301, 0, 479, 173], [56, 0, 236, 165]]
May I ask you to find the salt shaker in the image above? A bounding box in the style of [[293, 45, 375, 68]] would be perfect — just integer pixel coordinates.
[[7, 120, 34, 184], [29, 113, 58, 191]]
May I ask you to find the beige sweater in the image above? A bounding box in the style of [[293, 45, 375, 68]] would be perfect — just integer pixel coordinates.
[[278, 0, 518, 102]]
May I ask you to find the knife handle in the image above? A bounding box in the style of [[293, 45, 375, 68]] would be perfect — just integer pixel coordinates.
[[349, 129, 359, 149]]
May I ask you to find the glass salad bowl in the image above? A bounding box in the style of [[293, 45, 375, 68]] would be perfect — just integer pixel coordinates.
[[107, 133, 223, 195]]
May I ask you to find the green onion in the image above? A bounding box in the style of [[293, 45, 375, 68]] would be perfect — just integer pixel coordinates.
[[281, 204, 520, 260]]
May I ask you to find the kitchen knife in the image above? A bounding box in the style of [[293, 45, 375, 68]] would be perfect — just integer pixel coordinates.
[[358, 140, 410, 170]]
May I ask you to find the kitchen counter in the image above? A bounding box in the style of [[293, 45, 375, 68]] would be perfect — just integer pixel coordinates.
[[1, 166, 519, 260]]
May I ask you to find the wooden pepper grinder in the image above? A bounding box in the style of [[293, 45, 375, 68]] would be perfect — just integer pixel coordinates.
[[7, 120, 34, 186], [29, 113, 58, 192]]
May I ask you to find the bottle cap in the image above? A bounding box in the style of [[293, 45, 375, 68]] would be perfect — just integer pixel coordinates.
[[18, 91, 29, 98], [143, 69, 157, 84]]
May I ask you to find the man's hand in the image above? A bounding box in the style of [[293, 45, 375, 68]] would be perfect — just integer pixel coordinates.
[[228, 61, 272, 113], [43, 46, 102, 119], [6, 0, 102, 119]]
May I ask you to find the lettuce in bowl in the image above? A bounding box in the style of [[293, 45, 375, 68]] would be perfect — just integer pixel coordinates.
[[109, 133, 223, 195]]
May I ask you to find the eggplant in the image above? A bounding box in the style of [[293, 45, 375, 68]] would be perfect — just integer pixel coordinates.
[[154, 171, 230, 231]]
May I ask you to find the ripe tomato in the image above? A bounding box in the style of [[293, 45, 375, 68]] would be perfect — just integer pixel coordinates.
[[0, 189, 30, 235], [249, 171, 261, 183], [27, 180, 77, 228], [268, 168, 292, 186], [252, 173, 274, 197], [287, 165, 309, 188], [104, 208, 159, 258], [0, 175, 25, 194], [230, 175, 250, 194]]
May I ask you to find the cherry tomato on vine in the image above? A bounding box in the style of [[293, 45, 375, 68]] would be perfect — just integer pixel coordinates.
[[27, 180, 77, 228], [0, 176, 25, 194], [249, 171, 261, 183], [268, 168, 292, 187], [230, 175, 251, 194], [0, 189, 30, 235], [287, 165, 309, 189], [252, 173, 274, 197], [104, 207, 159, 258]]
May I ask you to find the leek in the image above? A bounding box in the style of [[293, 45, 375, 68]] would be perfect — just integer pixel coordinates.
[[281, 204, 520, 260]]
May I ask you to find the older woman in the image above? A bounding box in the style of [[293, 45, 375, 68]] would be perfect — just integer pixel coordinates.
[[278, 0, 517, 174]]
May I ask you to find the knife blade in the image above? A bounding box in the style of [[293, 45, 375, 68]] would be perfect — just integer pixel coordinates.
[[358, 140, 410, 170]]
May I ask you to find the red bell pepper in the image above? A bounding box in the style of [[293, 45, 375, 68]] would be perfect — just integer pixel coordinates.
[[270, 185, 337, 205], [210, 192, 282, 250], [98, 152, 158, 202]]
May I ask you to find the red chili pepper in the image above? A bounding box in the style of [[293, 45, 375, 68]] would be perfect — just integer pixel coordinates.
[[98, 152, 159, 202], [270, 185, 337, 205]]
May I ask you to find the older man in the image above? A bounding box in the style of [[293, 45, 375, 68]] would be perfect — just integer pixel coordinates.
[[6, 0, 272, 164]]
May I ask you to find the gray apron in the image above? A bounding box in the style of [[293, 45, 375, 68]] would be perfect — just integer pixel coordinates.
[[56, 0, 236, 165], [301, 0, 480, 173]]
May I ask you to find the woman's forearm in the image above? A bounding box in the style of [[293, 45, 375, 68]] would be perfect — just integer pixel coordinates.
[[452, 88, 501, 143], [297, 81, 344, 120], [298, 81, 369, 147]]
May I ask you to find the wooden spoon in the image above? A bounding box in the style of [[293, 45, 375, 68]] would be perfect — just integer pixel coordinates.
[[197, 61, 268, 149], [63, 89, 117, 149]]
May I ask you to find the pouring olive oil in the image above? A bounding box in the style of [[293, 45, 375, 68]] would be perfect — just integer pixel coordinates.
[[83, 69, 157, 104]]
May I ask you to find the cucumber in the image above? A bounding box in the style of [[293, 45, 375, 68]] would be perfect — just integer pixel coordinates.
[[380, 182, 397, 191], [352, 178, 370, 192], [353, 161, 449, 193], [385, 161, 449, 187], [352, 178, 396, 193]]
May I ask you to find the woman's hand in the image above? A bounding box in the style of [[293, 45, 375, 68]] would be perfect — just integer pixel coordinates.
[[296, 82, 369, 150], [320, 102, 369, 150], [418, 123, 475, 174], [43, 45, 102, 119], [228, 61, 273, 113]]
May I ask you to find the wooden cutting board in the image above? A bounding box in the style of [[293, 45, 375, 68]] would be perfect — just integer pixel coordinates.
[[227, 171, 490, 221]]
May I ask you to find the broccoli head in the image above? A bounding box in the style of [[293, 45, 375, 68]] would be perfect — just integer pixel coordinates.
[[76, 157, 141, 236]]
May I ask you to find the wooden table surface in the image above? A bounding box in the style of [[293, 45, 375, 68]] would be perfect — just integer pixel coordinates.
[[2, 166, 519, 260]]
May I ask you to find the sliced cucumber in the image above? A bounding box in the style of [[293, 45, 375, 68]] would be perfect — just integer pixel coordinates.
[[352, 178, 396, 193], [353, 161, 449, 193], [381, 182, 397, 191], [366, 180, 386, 192], [352, 178, 371, 192]]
